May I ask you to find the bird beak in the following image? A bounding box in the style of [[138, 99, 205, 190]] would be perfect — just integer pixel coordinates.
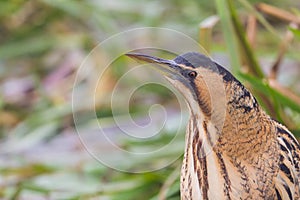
[[125, 53, 183, 79], [126, 52, 200, 108]]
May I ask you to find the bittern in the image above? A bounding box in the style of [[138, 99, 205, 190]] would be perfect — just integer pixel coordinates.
[[127, 52, 300, 200]]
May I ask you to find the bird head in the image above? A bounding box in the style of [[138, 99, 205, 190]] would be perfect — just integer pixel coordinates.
[[126, 52, 236, 123]]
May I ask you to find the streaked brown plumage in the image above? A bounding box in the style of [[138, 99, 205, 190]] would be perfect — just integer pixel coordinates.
[[127, 52, 300, 199]]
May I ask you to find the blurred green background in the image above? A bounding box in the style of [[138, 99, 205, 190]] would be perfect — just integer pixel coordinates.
[[1, 0, 300, 199]]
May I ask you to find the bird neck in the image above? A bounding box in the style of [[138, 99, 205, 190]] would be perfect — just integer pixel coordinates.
[[218, 83, 277, 161], [185, 113, 218, 159], [185, 84, 277, 162], [220, 102, 275, 158]]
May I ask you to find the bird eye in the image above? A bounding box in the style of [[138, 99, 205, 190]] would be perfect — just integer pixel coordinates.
[[188, 71, 197, 78]]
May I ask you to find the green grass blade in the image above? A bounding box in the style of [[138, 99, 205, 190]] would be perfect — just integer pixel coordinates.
[[239, 72, 300, 113], [227, 0, 264, 78], [215, 0, 240, 74]]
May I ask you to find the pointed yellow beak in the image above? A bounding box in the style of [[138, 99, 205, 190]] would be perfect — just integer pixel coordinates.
[[125, 53, 183, 79]]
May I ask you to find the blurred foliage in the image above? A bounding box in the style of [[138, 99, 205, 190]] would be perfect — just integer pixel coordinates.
[[0, 0, 300, 199]]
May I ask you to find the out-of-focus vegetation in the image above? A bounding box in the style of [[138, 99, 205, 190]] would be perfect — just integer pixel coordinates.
[[0, 0, 300, 199]]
